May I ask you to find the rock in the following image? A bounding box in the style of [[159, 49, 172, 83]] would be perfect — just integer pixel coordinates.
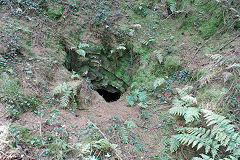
[[0, 46, 7, 54]]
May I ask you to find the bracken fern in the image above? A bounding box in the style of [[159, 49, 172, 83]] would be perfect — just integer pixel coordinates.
[[169, 108, 240, 159], [52, 81, 81, 109], [170, 85, 200, 123]]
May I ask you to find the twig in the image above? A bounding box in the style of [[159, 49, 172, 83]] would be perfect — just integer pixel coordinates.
[[181, 146, 187, 160], [160, 13, 173, 23], [90, 122, 107, 139], [214, 34, 240, 53], [90, 122, 123, 160], [39, 113, 42, 137], [0, 151, 7, 157], [195, 20, 238, 55]]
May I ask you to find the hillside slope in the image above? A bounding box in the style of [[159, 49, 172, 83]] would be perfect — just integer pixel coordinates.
[[0, 0, 239, 159]]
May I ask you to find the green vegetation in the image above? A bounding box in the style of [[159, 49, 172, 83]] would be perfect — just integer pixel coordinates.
[[0, 73, 40, 119], [0, 0, 239, 159], [169, 109, 240, 159], [48, 6, 64, 20]]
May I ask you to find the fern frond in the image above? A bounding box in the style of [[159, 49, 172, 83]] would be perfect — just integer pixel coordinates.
[[176, 85, 193, 97], [169, 106, 187, 116], [202, 109, 226, 126], [210, 54, 223, 64], [71, 84, 79, 96], [181, 95, 197, 106], [193, 154, 239, 160], [172, 134, 210, 151], [91, 139, 111, 150], [198, 73, 215, 88], [52, 82, 68, 95], [160, 136, 169, 150], [176, 127, 210, 138], [170, 107, 200, 123], [169, 136, 179, 153], [192, 154, 214, 160], [118, 126, 129, 144], [172, 98, 184, 107], [124, 121, 137, 129], [60, 90, 71, 108], [184, 107, 200, 123], [222, 155, 239, 160], [171, 109, 240, 159]]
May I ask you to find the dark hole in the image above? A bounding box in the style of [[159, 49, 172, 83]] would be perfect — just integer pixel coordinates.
[[96, 89, 121, 102]]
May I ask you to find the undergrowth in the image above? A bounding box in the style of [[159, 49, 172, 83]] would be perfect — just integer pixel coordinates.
[[0, 0, 239, 159]]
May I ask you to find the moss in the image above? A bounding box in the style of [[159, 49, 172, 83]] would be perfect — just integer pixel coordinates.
[[114, 64, 131, 84], [182, 14, 196, 30], [179, 1, 225, 39], [128, 12, 143, 23], [48, 6, 64, 20], [197, 84, 228, 112], [132, 61, 165, 90], [133, 42, 150, 57], [164, 55, 181, 70], [199, 13, 223, 39]]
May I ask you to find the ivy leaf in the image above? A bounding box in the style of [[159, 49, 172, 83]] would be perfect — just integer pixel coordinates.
[[138, 91, 147, 102], [138, 102, 148, 109], [76, 49, 86, 57], [126, 95, 137, 106]]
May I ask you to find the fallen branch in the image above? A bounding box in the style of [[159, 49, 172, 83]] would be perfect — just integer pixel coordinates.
[[160, 13, 173, 23], [90, 122, 123, 160], [194, 25, 225, 55], [194, 20, 238, 55], [214, 34, 240, 53], [39, 113, 42, 137]]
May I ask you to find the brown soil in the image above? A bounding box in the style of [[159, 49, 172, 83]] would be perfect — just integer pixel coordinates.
[[65, 96, 140, 129]]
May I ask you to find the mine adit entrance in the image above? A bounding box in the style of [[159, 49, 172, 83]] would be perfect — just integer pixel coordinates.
[[62, 38, 132, 103], [96, 89, 121, 102]]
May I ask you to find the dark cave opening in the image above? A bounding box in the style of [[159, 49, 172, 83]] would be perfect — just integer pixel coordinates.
[[96, 89, 121, 102]]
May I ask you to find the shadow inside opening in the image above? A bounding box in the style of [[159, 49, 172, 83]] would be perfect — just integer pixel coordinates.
[[96, 89, 121, 102]]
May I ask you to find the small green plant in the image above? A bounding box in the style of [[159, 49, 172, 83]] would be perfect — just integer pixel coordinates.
[[0, 72, 40, 119], [42, 132, 75, 159], [0, 72, 20, 97], [52, 79, 82, 110], [169, 85, 199, 123], [126, 89, 148, 107], [166, 0, 177, 14], [133, 2, 148, 17], [169, 108, 240, 159], [140, 110, 150, 122], [48, 6, 64, 20], [109, 115, 139, 146], [169, 86, 240, 159], [8, 124, 77, 159]]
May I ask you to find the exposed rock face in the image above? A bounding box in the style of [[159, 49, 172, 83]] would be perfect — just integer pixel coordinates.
[[62, 39, 132, 94]]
